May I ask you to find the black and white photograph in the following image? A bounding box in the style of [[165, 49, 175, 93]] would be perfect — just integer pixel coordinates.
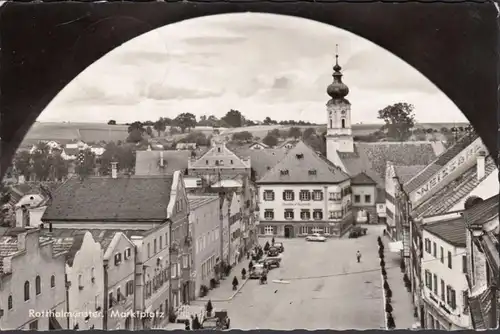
[[0, 9, 498, 332]]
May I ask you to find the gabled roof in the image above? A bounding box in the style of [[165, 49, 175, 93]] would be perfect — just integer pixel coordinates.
[[351, 172, 377, 186], [412, 157, 497, 219], [188, 195, 219, 210], [42, 175, 174, 221], [463, 194, 499, 227], [404, 134, 479, 193], [190, 142, 250, 169], [258, 141, 349, 184], [423, 217, 467, 247], [338, 142, 437, 186], [229, 147, 287, 180], [135, 150, 190, 175], [394, 165, 427, 184], [248, 142, 269, 149]]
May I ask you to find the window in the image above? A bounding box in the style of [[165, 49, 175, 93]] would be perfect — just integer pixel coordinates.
[[433, 274, 438, 294], [424, 270, 432, 290], [109, 292, 114, 308], [341, 118, 346, 128], [217, 147, 221, 153], [313, 209, 323, 220], [230, 160, 233, 164], [114, 253, 122, 266], [463, 291, 469, 313], [308, 169, 317, 176], [159, 236, 163, 249], [447, 251, 452, 269], [117, 288, 121, 302], [312, 190, 323, 201], [446, 286, 457, 309], [35, 276, 41, 295], [440, 247, 444, 263], [299, 190, 311, 201], [8, 295, 12, 310], [264, 210, 274, 220], [29, 320, 38, 330], [440, 279, 445, 301], [424, 238, 431, 253], [264, 226, 274, 235], [154, 239, 157, 254], [462, 255, 467, 273], [300, 209, 311, 220], [364, 195, 371, 203], [432, 242, 437, 257], [280, 169, 289, 176], [300, 226, 308, 235], [50, 275, 55, 288], [284, 209, 294, 220], [78, 274, 84, 290], [263, 190, 275, 201], [328, 211, 342, 219], [354, 195, 361, 203], [312, 227, 323, 234], [329, 192, 341, 201], [147, 243, 151, 258], [91, 268, 95, 283], [24, 281, 30, 301], [283, 190, 294, 201]]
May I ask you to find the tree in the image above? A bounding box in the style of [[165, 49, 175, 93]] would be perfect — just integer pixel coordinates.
[[377, 102, 416, 141], [153, 118, 167, 137], [75, 149, 95, 178], [107, 120, 117, 125], [99, 142, 135, 175], [232, 131, 253, 142], [262, 134, 278, 147], [303, 127, 316, 140], [288, 127, 302, 139], [268, 129, 281, 138], [32, 142, 52, 181], [127, 121, 145, 134], [52, 151, 68, 181], [221, 109, 244, 128], [182, 131, 210, 146], [146, 126, 154, 137], [263, 117, 277, 125], [14, 151, 32, 181], [174, 113, 197, 133], [440, 127, 449, 133], [126, 129, 144, 143]]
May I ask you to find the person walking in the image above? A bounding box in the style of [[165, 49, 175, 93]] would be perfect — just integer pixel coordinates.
[[356, 250, 362, 263], [272, 237, 275, 245]]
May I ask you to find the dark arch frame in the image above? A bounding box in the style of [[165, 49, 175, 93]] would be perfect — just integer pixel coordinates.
[[0, 2, 497, 180]]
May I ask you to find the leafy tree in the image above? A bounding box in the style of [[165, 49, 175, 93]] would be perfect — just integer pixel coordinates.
[[263, 117, 277, 125], [221, 109, 244, 128], [440, 127, 449, 133], [153, 118, 167, 137], [14, 151, 32, 181], [262, 134, 278, 147], [75, 149, 95, 178], [425, 128, 434, 134], [377, 102, 416, 141], [181, 131, 210, 146], [99, 143, 135, 175], [52, 151, 69, 181], [127, 121, 145, 134], [232, 131, 253, 142], [305, 133, 326, 156], [146, 126, 154, 137], [303, 127, 316, 140], [174, 113, 197, 133], [126, 129, 144, 143], [169, 127, 180, 135], [268, 129, 281, 138], [107, 120, 117, 125], [32, 142, 52, 181], [288, 127, 302, 139]]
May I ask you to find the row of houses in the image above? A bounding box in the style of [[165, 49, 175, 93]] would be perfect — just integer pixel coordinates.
[[0, 166, 252, 330], [384, 132, 499, 329]]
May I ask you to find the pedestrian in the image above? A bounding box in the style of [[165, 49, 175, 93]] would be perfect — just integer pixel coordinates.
[[356, 250, 362, 263], [232, 276, 239, 290], [272, 237, 275, 245], [249, 260, 253, 271]]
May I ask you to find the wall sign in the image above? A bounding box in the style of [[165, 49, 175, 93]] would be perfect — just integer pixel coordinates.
[[283, 202, 311, 207], [414, 139, 484, 202]]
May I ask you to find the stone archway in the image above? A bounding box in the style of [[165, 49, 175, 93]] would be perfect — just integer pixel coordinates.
[[284, 225, 295, 238]]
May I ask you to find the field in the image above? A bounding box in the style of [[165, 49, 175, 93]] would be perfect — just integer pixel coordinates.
[[21, 121, 469, 146]]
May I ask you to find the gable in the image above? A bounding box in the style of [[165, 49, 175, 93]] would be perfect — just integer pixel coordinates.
[[190, 143, 250, 169]]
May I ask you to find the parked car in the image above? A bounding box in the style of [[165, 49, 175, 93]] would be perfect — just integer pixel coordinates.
[[263, 257, 280, 269], [249, 264, 267, 279], [273, 242, 284, 253], [349, 226, 368, 238], [267, 246, 280, 257], [305, 233, 327, 242]]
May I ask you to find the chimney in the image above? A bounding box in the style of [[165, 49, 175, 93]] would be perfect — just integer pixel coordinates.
[[477, 151, 486, 181], [160, 151, 164, 167], [111, 162, 118, 179]]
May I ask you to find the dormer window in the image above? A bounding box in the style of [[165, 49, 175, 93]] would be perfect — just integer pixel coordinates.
[[280, 170, 289, 176], [308, 169, 317, 175], [217, 147, 221, 153], [296, 153, 304, 159]]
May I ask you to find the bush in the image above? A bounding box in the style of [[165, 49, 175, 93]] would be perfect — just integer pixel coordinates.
[[379, 252, 385, 260], [381, 268, 387, 277], [386, 288, 393, 299], [386, 303, 393, 314], [383, 280, 390, 290], [377, 236, 382, 244], [380, 259, 386, 268], [387, 313, 396, 329]]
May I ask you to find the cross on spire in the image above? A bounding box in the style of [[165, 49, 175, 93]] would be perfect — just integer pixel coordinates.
[[335, 44, 339, 66]]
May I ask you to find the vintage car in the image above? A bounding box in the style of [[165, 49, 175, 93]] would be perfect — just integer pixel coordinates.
[[249, 264, 267, 279], [202, 310, 230, 330], [267, 246, 280, 257], [305, 233, 327, 242], [263, 257, 281, 268], [349, 226, 368, 238], [273, 242, 285, 253]]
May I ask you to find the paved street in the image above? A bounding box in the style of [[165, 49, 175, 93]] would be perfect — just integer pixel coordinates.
[[208, 225, 387, 330]]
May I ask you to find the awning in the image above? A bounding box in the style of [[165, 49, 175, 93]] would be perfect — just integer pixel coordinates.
[[388, 241, 403, 253]]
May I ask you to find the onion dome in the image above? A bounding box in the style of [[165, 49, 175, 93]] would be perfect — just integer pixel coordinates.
[[327, 52, 349, 99]]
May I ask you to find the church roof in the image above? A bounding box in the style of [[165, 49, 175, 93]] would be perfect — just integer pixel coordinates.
[[338, 142, 437, 186], [257, 141, 350, 184]]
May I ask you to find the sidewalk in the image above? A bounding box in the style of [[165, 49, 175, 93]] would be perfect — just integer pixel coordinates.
[[382, 236, 417, 329], [197, 257, 252, 302]]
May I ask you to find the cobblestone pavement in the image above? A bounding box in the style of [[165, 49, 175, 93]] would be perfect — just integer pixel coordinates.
[[205, 225, 389, 330], [381, 236, 418, 329]]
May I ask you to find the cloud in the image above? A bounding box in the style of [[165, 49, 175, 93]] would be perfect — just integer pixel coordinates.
[[144, 83, 225, 101], [181, 36, 247, 46]]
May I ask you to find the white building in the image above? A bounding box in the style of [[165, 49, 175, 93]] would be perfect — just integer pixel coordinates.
[[256, 141, 352, 238], [228, 192, 243, 265], [421, 212, 471, 329]]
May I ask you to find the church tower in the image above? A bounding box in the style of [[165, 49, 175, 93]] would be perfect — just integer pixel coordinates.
[[326, 46, 354, 166]]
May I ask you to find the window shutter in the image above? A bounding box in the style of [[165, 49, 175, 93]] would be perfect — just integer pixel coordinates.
[[291, 191, 295, 201], [282, 191, 286, 201]]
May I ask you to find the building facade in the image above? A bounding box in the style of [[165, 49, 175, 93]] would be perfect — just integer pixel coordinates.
[[421, 215, 471, 329], [188, 195, 220, 298], [350, 172, 377, 224], [0, 228, 67, 330], [228, 192, 243, 265]]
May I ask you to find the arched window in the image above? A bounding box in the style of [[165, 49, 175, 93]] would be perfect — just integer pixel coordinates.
[[24, 281, 30, 301], [50, 275, 55, 288], [341, 118, 346, 129], [8, 295, 13, 310], [125, 316, 131, 330], [35, 276, 41, 295], [329, 119, 333, 128]]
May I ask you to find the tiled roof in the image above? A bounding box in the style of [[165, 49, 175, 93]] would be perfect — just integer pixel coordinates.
[[338, 142, 437, 186], [423, 217, 467, 247], [463, 194, 499, 227], [412, 157, 497, 219], [351, 172, 377, 185], [404, 134, 479, 193], [0, 232, 22, 274], [135, 150, 190, 176], [394, 165, 427, 184], [230, 147, 287, 181], [258, 141, 350, 184], [42, 175, 174, 221], [188, 195, 219, 210]]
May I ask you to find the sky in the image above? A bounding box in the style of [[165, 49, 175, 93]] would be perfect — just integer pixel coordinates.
[[39, 13, 468, 125]]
